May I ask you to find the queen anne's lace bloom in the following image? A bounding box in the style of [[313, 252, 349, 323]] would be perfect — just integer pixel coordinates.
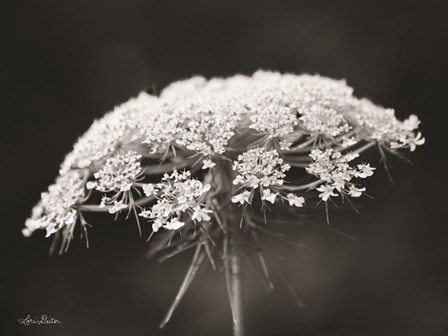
[[306, 149, 375, 201], [139, 171, 212, 232], [60, 93, 156, 174], [24, 70, 423, 247], [23, 171, 85, 237], [298, 105, 351, 137], [353, 99, 425, 151], [23, 71, 424, 331], [87, 151, 142, 192], [249, 105, 298, 138], [232, 148, 290, 189]]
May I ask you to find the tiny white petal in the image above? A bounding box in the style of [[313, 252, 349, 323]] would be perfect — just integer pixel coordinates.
[[202, 159, 216, 169], [286, 193, 305, 207], [142, 184, 156, 196], [261, 189, 278, 204]]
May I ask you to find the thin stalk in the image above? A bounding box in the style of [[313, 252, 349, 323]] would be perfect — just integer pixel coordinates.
[[228, 235, 246, 336], [220, 157, 246, 336], [281, 180, 319, 191], [78, 195, 154, 212], [351, 141, 375, 154]]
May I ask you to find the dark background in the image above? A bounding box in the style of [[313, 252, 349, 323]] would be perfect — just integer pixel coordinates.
[[1, 0, 447, 335]]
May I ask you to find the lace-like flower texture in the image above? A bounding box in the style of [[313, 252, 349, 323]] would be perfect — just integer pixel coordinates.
[[139, 171, 211, 232], [23, 70, 424, 246]]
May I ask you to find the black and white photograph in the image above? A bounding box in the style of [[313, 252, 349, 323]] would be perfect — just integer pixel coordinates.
[[2, 0, 447, 335]]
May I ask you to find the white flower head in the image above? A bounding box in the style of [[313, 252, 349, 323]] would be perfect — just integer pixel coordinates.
[[140, 170, 212, 231], [249, 105, 297, 139], [354, 99, 424, 151], [59, 93, 155, 174], [91, 151, 142, 192], [299, 105, 351, 137], [24, 70, 424, 251], [23, 171, 86, 237], [307, 149, 374, 201], [232, 148, 291, 189]]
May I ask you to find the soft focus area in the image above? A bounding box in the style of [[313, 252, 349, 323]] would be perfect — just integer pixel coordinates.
[[1, 0, 447, 335]]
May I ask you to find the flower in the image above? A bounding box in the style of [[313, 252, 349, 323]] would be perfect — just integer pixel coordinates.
[[191, 206, 213, 222], [89, 151, 142, 192], [139, 170, 212, 231], [261, 189, 278, 204], [249, 105, 297, 139], [353, 99, 425, 151], [23, 171, 85, 238], [406, 132, 425, 152], [286, 193, 305, 207], [307, 149, 375, 201], [24, 70, 424, 245], [354, 163, 376, 178], [59, 93, 155, 174], [142, 183, 156, 196], [23, 70, 425, 331], [164, 217, 185, 230], [316, 185, 338, 201], [231, 191, 252, 205], [232, 148, 291, 189], [348, 185, 366, 197], [298, 105, 351, 137], [202, 159, 216, 169]]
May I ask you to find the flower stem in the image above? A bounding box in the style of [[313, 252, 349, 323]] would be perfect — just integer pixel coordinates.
[[220, 157, 246, 336], [229, 235, 246, 336]]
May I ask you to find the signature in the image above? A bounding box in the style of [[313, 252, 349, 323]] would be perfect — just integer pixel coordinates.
[[18, 315, 61, 326]]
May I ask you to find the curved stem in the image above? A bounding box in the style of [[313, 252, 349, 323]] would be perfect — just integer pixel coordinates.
[[281, 180, 319, 191]]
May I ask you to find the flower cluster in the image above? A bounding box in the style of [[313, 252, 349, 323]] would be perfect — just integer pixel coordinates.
[[231, 148, 291, 205], [353, 99, 425, 151], [23, 70, 424, 331], [306, 149, 375, 201], [60, 93, 155, 174], [23, 171, 85, 238], [174, 100, 242, 155], [232, 148, 290, 189], [298, 105, 351, 137], [139, 170, 212, 232], [249, 105, 298, 139], [87, 151, 142, 192], [24, 70, 423, 245]]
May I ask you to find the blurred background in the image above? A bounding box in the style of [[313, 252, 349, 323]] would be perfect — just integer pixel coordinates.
[[1, 0, 447, 335]]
